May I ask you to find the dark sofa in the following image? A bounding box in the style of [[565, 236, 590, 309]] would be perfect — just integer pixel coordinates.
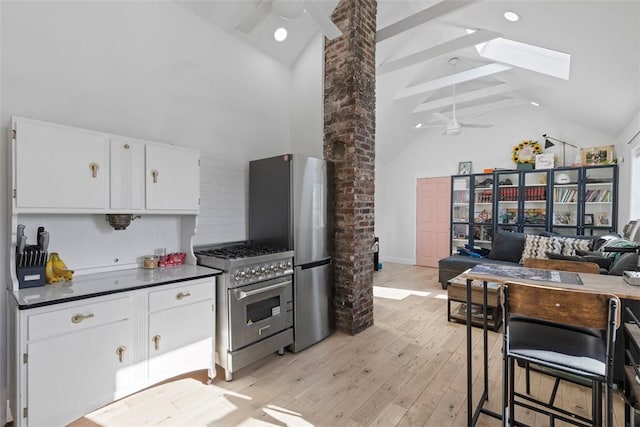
[[438, 230, 638, 289]]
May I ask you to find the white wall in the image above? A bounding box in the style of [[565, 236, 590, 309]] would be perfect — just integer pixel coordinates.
[[290, 34, 324, 158], [379, 105, 620, 264], [616, 109, 640, 225], [0, 1, 297, 421]]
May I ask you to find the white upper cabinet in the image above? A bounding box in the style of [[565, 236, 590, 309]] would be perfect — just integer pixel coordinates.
[[146, 144, 200, 212], [11, 117, 200, 214], [13, 117, 109, 211], [110, 137, 146, 211]]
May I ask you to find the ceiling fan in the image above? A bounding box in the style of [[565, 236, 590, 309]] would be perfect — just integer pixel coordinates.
[[420, 58, 493, 135], [236, 0, 342, 40], [423, 84, 494, 135]]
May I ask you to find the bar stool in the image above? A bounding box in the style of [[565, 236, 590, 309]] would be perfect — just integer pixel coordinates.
[[502, 281, 620, 426]]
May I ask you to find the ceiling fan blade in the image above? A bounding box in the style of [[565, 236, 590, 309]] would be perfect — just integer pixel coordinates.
[[299, 0, 342, 40], [460, 123, 493, 128], [236, 0, 274, 33], [415, 124, 445, 129], [432, 112, 451, 124]]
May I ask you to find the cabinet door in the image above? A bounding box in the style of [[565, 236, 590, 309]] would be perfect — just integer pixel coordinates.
[[148, 299, 213, 380], [451, 175, 471, 254], [14, 117, 109, 209], [27, 320, 131, 426], [110, 137, 145, 210], [550, 168, 581, 235], [145, 144, 200, 211]]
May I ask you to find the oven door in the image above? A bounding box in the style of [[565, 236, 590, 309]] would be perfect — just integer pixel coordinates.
[[228, 276, 293, 351]]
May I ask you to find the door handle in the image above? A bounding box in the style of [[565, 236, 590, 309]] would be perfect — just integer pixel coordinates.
[[176, 292, 191, 300], [89, 162, 100, 178], [153, 335, 161, 350], [71, 313, 94, 324], [116, 346, 127, 363], [234, 281, 291, 300], [258, 325, 271, 336]]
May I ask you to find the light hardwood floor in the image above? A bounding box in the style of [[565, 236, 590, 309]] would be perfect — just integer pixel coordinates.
[[71, 263, 626, 426]]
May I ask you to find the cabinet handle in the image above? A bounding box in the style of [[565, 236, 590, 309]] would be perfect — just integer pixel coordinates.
[[89, 162, 100, 178], [153, 334, 161, 350], [71, 313, 94, 324], [116, 346, 127, 363], [151, 169, 159, 184], [176, 292, 191, 300]]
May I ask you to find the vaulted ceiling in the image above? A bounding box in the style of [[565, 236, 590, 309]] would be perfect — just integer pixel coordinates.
[[178, 0, 640, 162]]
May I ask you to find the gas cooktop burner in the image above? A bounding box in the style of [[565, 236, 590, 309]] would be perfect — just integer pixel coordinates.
[[195, 244, 288, 260]]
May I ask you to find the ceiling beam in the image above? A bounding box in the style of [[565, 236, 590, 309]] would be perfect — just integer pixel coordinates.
[[412, 82, 520, 113], [421, 98, 528, 122], [395, 63, 512, 100], [377, 0, 481, 42], [378, 29, 502, 75]]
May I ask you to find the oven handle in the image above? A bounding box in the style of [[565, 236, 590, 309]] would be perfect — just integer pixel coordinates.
[[234, 280, 292, 300]]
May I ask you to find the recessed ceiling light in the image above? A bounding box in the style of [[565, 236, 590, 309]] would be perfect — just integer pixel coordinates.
[[274, 27, 287, 42], [504, 11, 519, 22], [530, 101, 540, 107], [415, 123, 423, 129]]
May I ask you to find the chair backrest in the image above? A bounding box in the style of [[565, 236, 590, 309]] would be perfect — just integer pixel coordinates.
[[503, 281, 620, 330], [523, 257, 600, 274]]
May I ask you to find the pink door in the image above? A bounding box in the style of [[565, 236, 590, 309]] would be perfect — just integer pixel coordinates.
[[416, 177, 451, 267]]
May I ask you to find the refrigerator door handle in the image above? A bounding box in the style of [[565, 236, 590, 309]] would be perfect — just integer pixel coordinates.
[[299, 257, 332, 270]]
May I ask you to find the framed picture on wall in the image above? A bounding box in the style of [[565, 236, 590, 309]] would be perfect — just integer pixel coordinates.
[[458, 161, 472, 175], [584, 213, 594, 225]]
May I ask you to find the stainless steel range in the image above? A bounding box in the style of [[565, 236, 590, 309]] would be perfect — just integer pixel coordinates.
[[195, 242, 294, 381]]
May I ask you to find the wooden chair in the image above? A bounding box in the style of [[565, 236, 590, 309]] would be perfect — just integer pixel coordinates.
[[502, 281, 620, 426], [521, 257, 604, 400], [523, 257, 601, 274]]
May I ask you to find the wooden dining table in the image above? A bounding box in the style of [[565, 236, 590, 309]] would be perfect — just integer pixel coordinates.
[[462, 263, 640, 427]]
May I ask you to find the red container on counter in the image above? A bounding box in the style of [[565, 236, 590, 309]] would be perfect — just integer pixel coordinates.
[[158, 252, 186, 267]]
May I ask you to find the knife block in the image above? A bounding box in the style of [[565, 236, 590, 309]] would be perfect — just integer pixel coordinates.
[[17, 265, 46, 289]]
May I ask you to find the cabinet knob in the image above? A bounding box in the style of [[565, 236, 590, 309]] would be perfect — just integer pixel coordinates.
[[71, 313, 94, 324], [123, 144, 130, 149], [116, 346, 127, 363], [176, 292, 191, 300], [89, 162, 100, 178], [151, 169, 159, 184], [153, 334, 161, 350]]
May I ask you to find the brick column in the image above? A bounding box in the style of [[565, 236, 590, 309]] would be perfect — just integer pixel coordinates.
[[324, 0, 377, 335]]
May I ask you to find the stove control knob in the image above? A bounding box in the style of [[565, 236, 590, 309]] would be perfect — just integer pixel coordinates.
[[270, 265, 277, 272], [250, 268, 257, 276], [286, 261, 292, 268], [260, 267, 266, 274]]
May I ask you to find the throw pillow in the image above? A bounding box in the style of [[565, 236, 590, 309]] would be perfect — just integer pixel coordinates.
[[487, 229, 525, 263], [558, 237, 593, 256], [608, 253, 640, 276], [546, 252, 613, 270], [520, 235, 562, 264]]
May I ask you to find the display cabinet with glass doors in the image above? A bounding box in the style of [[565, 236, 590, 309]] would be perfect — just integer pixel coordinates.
[[549, 165, 617, 236], [450, 175, 471, 254], [449, 173, 494, 254], [494, 169, 550, 235]]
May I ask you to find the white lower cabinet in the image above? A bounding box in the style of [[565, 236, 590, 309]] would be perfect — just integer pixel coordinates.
[[11, 278, 215, 426], [27, 319, 132, 427], [148, 280, 215, 381]]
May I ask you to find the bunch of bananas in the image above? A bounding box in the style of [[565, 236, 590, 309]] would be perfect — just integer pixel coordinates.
[[45, 252, 74, 284]]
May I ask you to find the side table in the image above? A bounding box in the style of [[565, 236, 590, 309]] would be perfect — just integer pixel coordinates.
[[447, 271, 502, 331]]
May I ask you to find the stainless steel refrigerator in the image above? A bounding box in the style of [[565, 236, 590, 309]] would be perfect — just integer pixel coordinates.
[[249, 154, 333, 352]]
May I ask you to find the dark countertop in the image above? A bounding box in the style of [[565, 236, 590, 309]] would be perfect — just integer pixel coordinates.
[[11, 264, 223, 309]]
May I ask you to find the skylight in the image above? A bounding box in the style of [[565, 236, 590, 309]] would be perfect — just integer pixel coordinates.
[[472, 36, 571, 80]]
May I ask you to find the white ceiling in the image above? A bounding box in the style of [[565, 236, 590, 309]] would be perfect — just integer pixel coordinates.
[[177, 0, 640, 161]]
